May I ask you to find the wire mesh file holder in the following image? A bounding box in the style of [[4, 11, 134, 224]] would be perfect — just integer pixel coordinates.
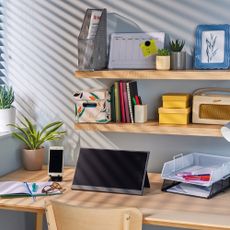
[[161, 153, 230, 198], [173, 153, 184, 173], [78, 9, 107, 71]]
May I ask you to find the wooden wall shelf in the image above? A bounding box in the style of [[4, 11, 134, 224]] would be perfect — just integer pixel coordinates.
[[75, 121, 222, 137], [75, 70, 230, 80]]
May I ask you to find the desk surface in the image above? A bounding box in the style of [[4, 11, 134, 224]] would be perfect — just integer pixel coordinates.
[[0, 168, 230, 230]]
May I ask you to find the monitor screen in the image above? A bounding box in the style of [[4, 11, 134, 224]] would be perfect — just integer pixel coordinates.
[[72, 148, 149, 195]]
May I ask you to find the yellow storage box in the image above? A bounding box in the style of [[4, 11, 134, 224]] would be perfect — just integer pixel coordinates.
[[162, 93, 190, 108], [159, 107, 191, 125]]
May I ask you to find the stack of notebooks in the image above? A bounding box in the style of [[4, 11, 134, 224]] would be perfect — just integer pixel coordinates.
[[110, 81, 138, 123]]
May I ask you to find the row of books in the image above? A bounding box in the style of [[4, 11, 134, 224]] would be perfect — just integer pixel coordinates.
[[110, 81, 138, 123]]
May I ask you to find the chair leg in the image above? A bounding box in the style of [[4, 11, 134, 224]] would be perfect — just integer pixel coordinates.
[[123, 213, 131, 230]]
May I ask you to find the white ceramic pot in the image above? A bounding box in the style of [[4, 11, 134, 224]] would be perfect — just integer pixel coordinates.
[[0, 107, 16, 132], [156, 56, 170, 70]]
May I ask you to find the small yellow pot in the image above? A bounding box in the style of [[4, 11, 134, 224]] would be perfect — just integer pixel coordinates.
[[156, 56, 170, 70], [22, 147, 45, 171]]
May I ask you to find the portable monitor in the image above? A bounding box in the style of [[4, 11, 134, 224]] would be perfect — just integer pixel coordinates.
[[72, 148, 150, 195]]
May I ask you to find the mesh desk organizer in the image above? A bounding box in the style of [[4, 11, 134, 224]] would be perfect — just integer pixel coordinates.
[[161, 153, 230, 198], [78, 9, 107, 70]]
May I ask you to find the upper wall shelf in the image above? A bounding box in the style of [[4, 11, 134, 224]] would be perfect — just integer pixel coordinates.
[[75, 70, 230, 80]]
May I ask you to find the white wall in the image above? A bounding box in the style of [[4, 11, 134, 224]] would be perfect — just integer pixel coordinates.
[[3, 0, 230, 229]]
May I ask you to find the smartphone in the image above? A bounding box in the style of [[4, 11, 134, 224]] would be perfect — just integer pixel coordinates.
[[48, 146, 64, 177]]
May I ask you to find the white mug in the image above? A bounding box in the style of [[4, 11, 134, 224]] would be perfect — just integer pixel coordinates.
[[134, 105, 147, 123]]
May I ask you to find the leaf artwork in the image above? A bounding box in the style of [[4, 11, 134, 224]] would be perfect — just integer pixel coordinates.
[[206, 33, 218, 63], [78, 107, 85, 118], [90, 92, 100, 100]]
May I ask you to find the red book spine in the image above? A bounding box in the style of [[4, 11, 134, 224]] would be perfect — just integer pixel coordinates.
[[119, 81, 126, 123], [123, 82, 130, 123]]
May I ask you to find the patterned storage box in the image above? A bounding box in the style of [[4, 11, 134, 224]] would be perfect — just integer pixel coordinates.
[[74, 89, 111, 123]]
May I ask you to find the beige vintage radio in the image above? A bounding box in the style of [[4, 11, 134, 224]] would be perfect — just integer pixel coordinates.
[[192, 88, 230, 125]]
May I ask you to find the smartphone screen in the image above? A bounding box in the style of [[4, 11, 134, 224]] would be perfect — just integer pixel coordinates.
[[49, 149, 63, 173]]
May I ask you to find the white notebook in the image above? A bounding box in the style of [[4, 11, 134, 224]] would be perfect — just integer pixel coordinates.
[[167, 183, 211, 198], [0, 181, 62, 197]]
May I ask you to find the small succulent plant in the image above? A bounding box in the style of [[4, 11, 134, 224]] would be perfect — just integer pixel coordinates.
[[0, 85, 14, 109], [157, 48, 170, 56], [169, 39, 185, 52]]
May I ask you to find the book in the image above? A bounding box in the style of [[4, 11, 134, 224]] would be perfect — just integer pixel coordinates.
[[126, 82, 134, 123], [123, 81, 130, 123], [119, 81, 126, 123], [129, 81, 138, 120], [110, 84, 116, 122], [0, 181, 62, 197], [127, 81, 138, 123], [114, 81, 121, 122]]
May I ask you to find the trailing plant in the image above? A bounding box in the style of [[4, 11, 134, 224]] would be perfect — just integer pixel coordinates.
[[0, 85, 14, 109], [157, 48, 170, 56], [169, 39, 185, 52], [9, 117, 66, 150]]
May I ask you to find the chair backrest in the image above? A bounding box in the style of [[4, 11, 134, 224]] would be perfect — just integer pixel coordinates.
[[45, 200, 142, 230]]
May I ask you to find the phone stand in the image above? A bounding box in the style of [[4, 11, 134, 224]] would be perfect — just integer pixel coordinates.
[[49, 175, 62, 182]]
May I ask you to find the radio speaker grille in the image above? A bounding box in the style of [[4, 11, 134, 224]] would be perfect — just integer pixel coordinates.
[[199, 104, 230, 120]]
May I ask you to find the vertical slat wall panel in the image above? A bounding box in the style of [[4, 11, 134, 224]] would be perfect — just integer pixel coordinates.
[[0, 0, 5, 84]]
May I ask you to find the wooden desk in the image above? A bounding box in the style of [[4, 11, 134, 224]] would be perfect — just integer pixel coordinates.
[[0, 168, 230, 230]]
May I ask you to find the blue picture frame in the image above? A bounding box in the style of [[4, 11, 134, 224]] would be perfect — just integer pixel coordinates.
[[195, 24, 230, 69]]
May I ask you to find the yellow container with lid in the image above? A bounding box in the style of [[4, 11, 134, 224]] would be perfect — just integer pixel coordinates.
[[158, 107, 191, 125], [162, 93, 190, 108]]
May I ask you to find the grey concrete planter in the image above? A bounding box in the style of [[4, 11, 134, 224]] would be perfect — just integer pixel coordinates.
[[170, 51, 186, 70]]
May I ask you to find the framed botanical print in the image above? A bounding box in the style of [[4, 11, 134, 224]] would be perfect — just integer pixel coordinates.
[[195, 24, 230, 69]]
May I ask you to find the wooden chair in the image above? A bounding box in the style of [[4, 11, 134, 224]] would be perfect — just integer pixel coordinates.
[[45, 200, 142, 230]]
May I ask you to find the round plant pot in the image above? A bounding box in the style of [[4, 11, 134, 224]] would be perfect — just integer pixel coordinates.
[[156, 56, 170, 70], [0, 107, 16, 132], [170, 51, 186, 70], [22, 148, 45, 171]]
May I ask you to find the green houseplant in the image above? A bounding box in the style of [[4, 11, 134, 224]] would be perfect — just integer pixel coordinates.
[[169, 39, 186, 70], [9, 117, 66, 170], [156, 48, 170, 70], [0, 85, 16, 132]]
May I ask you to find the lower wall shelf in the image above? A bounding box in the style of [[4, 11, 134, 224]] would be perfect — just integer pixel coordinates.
[[75, 121, 222, 137]]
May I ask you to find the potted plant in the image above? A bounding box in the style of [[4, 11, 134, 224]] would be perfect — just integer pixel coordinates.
[[169, 39, 186, 70], [156, 48, 170, 70], [0, 85, 16, 132], [9, 117, 66, 171]]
